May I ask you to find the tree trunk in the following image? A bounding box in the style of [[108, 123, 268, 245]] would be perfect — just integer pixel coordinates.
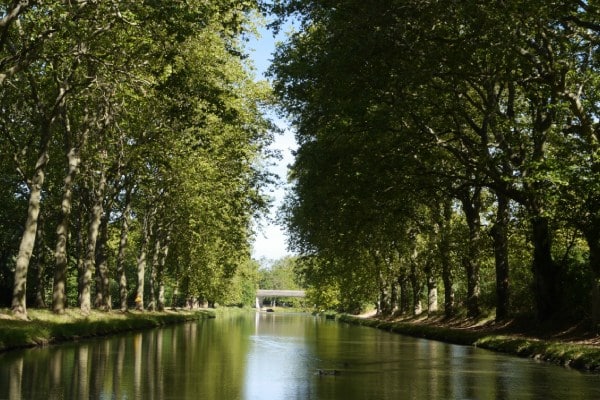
[[148, 230, 161, 312], [157, 232, 170, 312], [80, 170, 107, 315], [589, 241, 600, 329], [491, 193, 510, 320], [116, 187, 132, 312], [531, 215, 559, 321], [583, 228, 600, 329], [426, 259, 438, 314], [76, 207, 86, 307], [410, 262, 423, 316], [52, 147, 79, 313], [33, 212, 47, 308], [12, 146, 49, 319], [462, 255, 481, 318], [459, 188, 482, 318], [390, 278, 398, 315], [171, 282, 180, 310], [94, 215, 111, 311], [439, 201, 454, 318], [135, 212, 153, 311], [398, 273, 410, 315]]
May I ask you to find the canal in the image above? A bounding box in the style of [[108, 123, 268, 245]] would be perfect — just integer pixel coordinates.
[[0, 312, 598, 399]]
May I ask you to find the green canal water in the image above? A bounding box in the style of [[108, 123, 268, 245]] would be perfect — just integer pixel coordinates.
[[0, 312, 599, 399]]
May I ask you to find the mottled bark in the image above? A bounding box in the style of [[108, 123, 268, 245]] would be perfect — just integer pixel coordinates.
[[171, 281, 180, 310], [459, 188, 482, 318], [11, 67, 67, 318], [491, 193, 510, 320], [398, 273, 410, 315], [389, 278, 398, 315], [439, 201, 454, 318], [410, 262, 423, 316], [80, 169, 107, 315], [425, 259, 438, 314], [33, 212, 47, 308], [94, 215, 110, 310], [135, 212, 153, 311], [588, 239, 600, 329], [12, 143, 49, 319], [76, 208, 85, 306], [580, 218, 600, 330], [148, 230, 161, 312], [116, 187, 132, 311], [53, 144, 81, 313], [157, 232, 170, 311]]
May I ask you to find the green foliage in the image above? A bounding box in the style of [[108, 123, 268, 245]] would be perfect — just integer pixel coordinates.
[[259, 256, 301, 290], [0, 0, 275, 315], [223, 259, 260, 307], [271, 0, 600, 324], [257, 256, 307, 307]]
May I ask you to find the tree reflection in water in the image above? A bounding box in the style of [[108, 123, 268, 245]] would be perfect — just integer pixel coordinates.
[[0, 313, 599, 400]]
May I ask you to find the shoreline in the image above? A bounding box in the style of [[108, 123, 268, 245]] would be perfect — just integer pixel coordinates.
[[339, 314, 600, 373], [0, 308, 215, 353]]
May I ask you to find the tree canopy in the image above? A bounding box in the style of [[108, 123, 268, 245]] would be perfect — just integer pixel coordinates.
[[0, 0, 275, 318], [271, 0, 600, 325]]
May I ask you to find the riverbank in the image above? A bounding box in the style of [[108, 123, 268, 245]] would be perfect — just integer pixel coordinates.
[[339, 314, 600, 372], [0, 308, 215, 353]]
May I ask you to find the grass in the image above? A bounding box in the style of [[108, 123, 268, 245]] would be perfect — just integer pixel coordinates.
[[339, 314, 600, 372], [0, 308, 215, 352], [474, 335, 600, 370]]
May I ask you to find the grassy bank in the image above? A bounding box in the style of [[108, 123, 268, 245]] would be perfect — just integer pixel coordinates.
[[338, 314, 600, 372], [0, 308, 215, 353]]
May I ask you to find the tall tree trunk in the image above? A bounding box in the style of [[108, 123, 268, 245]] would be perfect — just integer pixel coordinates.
[[171, 281, 180, 310], [491, 192, 510, 320], [33, 212, 47, 308], [53, 146, 81, 313], [53, 109, 86, 314], [116, 186, 132, 312], [80, 169, 107, 315], [389, 278, 398, 315], [94, 215, 111, 311], [12, 140, 50, 319], [409, 262, 423, 316], [157, 232, 170, 312], [459, 188, 482, 318], [439, 201, 454, 318], [148, 229, 161, 312], [76, 206, 86, 307], [530, 214, 559, 321], [425, 258, 438, 314], [586, 233, 600, 329], [398, 272, 410, 315], [135, 212, 153, 311], [581, 213, 600, 328]]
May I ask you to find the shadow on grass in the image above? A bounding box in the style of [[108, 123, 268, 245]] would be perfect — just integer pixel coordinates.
[[339, 314, 600, 372]]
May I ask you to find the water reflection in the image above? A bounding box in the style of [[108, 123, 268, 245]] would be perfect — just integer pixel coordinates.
[[0, 313, 599, 399]]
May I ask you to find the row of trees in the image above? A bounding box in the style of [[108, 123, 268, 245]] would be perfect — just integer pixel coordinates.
[[0, 1, 275, 318], [271, 1, 600, 324]]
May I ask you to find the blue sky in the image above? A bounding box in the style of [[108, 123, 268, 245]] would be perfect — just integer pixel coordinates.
[[246, 24, 297, 261]]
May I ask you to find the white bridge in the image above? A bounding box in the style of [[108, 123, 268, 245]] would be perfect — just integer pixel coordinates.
[[255, 289, 306, 309]]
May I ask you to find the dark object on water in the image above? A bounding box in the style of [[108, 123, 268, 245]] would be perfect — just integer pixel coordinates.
[[266, 308, 275, 312], [325, 314, 335, 320], [317, 369, 340, 376]]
